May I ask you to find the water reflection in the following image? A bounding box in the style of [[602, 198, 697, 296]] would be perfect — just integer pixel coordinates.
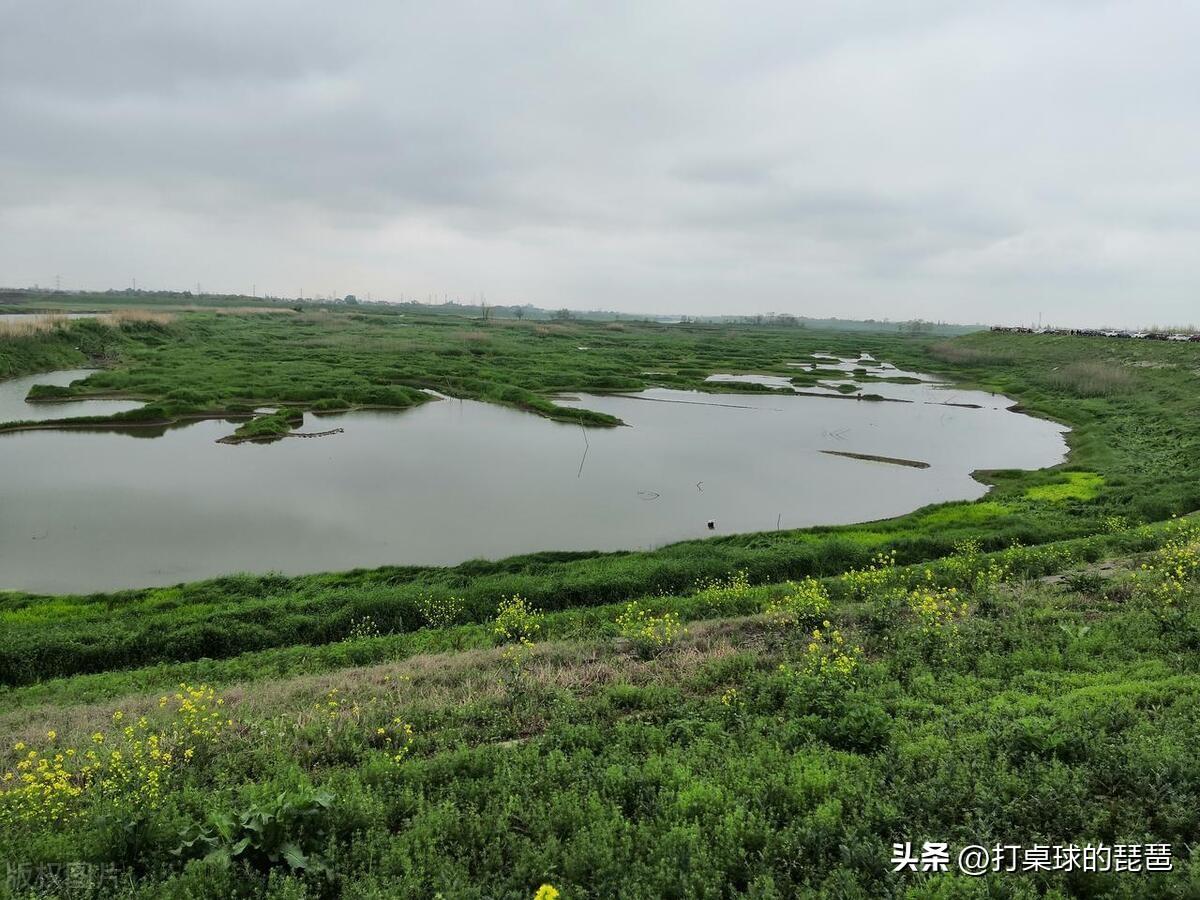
[[0, 370, 143, 423]]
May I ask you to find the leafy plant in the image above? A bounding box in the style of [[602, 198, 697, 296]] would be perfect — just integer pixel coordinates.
[[175, 783, 335, 877]]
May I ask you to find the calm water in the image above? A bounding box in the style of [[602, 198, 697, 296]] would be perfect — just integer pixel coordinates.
[[0, 361, 1068, 593], [0, 313, 94, 319], [0, 370, 144, 422]]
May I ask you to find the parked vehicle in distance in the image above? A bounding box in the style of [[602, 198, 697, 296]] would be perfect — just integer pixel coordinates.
[[993, 325, 1199, 342]]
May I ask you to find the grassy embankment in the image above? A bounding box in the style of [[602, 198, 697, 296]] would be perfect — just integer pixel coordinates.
[[2, 310, 1200, 896], [3, 523, 1200, 898]]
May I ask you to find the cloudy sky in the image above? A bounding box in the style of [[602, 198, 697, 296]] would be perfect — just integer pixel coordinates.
[[2, 1, 1197, 326]]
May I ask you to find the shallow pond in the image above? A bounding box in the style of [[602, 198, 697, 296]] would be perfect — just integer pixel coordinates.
[[0, 362, 1068, 593]]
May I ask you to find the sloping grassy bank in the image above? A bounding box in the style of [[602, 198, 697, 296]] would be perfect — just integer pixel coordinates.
[[2, 524, 1200, 898], [0, 511, 1156, 688]]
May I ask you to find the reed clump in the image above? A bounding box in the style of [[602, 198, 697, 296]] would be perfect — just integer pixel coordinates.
[[929, 342, 1015, 366], [211, 306, 297, 316], [0, 314, 72, 339], [100, 309, 176, 327], [1046, 361, 1135, 397]]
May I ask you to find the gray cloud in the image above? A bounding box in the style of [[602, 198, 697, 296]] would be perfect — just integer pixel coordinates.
[[2, 0, 1198, 326]]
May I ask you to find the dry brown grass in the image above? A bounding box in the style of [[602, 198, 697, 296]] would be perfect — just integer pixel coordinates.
[[211, 306, 297, 316], [534, 324, 573, 336], [100, 309, 176, 327], [0, 314, 72, 339], [460, 330, 491, 343], [0, 617, 770, 753]]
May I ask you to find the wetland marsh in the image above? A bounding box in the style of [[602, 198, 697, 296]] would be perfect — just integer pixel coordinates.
[[0, 358, 1065, 592]]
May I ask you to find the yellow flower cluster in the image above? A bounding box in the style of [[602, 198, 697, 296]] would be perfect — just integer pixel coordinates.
[[0, 683, 228, 829], [1, 736, 85, 825], [1103, 514, 1129, 534], [1133, 518, 1200, 611], [943, 539, 1010, 592], [493, 595, 542, 672], [840, 550, 899, 600], [378, 718, 415, 764], [310, 688, 416, 764], [493, 595, 542, 644], [417, 592, 465, 628], [533, 886, 560, 900], [694, 569, 752, 606], [800, 621, 863, 682], [908, 585, 969, 646], [615, 602, 683, 654], [764, 577, 830, 628], [163, 682, 228, 742]]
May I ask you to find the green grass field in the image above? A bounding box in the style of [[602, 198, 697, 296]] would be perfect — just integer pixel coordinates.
[[2, 309, 1200, 897]]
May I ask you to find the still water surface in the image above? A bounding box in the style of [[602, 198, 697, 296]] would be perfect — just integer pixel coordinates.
[[0, 361, 1068, 593], [0, 370, 143, 422]]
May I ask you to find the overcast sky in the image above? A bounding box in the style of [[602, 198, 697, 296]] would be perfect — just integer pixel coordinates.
[[2, 2, 1197, 326]]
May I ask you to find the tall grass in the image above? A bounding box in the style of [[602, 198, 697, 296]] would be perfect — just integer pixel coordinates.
[[1046, 361, 1135, 397], [210, 306, 297, 316], [929, 341, 1015, 366], [0, 314, 72, 339], [100, 309, 176, 327]]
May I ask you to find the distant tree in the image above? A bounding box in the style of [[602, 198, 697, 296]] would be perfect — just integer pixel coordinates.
[[554, 308, 572, 321], [514, 306, 525, 320]]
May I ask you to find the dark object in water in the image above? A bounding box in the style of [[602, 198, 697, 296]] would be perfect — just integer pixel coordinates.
[[820, 450, 930, 469]]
